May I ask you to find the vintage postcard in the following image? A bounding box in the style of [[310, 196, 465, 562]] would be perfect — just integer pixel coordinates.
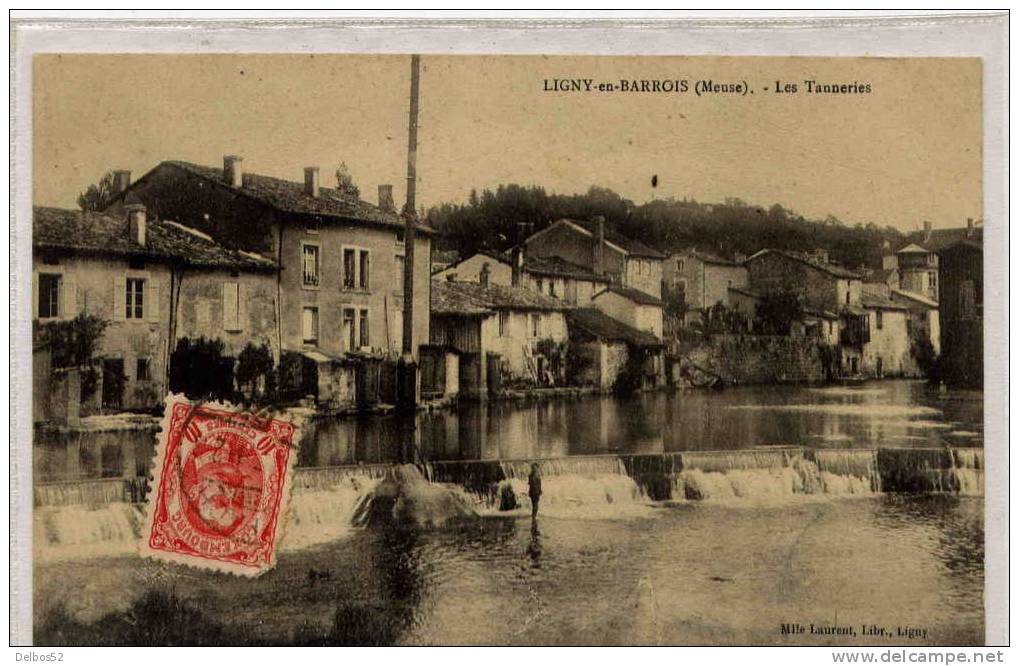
[[13, 14, 1007, 650]]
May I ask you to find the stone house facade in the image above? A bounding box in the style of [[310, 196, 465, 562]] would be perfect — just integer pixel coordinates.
[[107, 157, 432, 362], [590, 285, 664, 339], [32, 205, 277, 421], [744, 249, 863, 312], [522, 217, 665, 299], [662, 249, 748, 312]]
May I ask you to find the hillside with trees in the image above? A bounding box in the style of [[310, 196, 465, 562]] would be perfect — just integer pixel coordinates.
[[426, 184, 905, 270]]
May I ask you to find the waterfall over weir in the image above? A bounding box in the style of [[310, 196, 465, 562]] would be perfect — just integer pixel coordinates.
[[33, 447, 983, 561]]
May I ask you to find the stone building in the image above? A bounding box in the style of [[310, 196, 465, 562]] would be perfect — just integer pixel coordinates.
[[881, 218, 983, 302], [859, 288, 913, 377], [565, 307, 665, 391], [662, 249, 748, 313], [430, 279, 571, 395], [106, 157, 433, 362], [433, 250, 611, 306], [938, 238, 983, 387], [590, 284, 664, 339], [522, 217, 665, 299], [744, 249, 864, 312], [32, 205, 277, 421]]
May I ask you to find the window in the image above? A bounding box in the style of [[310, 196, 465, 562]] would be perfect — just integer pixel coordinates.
[[223, 283, 241, 332], [548, 280, 556, 297], [343, 248, 356, 289], [136, 357, 151, 382], [536, 278, 544, 292], [359, 309, 370, 348], [530, 313, 541, 338], [342, 308, 356, 350], [126, 278, 145, 319], [359, 250, 370, 290], [499, 311, 509, 337], [396, 229, 405, 245], [302, 244, 320, 287], [845, 291, 850, 306], [38, 273, 61, 319], [875, 310, 883, 330], [302, 307, 319, 344], [928, 272, 937, 288], [677, 259, 685, 271]]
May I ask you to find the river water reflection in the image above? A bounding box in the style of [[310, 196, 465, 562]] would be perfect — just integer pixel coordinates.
[[301, 380, 984, 467]]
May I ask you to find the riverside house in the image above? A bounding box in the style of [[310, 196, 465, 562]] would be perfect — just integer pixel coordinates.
[[32, 205, 277, 423], [662, 249, 749, 318], [937, 238, 983, 387], [106, 157, 433, 362], [433, 250, 611, 306], [881, 218, 983, 302], [430, 277, 571, 396], [522, 216, 665, 299]]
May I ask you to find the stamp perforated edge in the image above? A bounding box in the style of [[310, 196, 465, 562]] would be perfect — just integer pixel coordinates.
[[140, 393, 303, 577]]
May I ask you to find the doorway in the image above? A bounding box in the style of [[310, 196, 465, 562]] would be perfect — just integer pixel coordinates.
[[101, 358, 124, 411]]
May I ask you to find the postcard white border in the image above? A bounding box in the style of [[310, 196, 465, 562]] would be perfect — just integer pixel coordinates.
[[9, 11, 1008, 648]]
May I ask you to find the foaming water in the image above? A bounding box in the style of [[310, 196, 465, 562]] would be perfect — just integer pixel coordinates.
[[34, 503, 144, 562]]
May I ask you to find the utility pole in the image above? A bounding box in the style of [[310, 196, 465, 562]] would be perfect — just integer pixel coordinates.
[[397, 54, 420, 413]]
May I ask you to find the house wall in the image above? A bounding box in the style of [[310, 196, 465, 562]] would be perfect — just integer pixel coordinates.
[[623, 257, 663, 299], [592, 290, 664, 338], [280, 224, 431, 359], [938, 244, 982, 387], [485, 310, 568, 379], [899, 267, 939, 302], [33, 253, 172, 412], [861, 308, 911, 377], [174, 268, 278, 358], [523, 272, 606, 305], [432, 255, 512, 285], [746, 253, 859, 311], [663, 254, 747, 310], [524, 223, 626, 283]]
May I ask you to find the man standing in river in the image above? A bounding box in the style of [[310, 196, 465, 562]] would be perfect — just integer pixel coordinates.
[[528, 463, 542, 519]]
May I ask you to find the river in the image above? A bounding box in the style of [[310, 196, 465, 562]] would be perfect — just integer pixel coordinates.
[[32, 380, 985, 645]]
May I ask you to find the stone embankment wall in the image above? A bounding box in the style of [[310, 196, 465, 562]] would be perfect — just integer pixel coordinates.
[[683, 334, 832, 385]]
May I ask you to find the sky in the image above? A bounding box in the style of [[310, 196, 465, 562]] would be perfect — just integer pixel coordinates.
[[33, 54, 981, 231]]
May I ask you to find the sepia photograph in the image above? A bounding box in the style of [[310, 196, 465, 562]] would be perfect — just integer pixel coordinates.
[[11, 13, 1007, 650]]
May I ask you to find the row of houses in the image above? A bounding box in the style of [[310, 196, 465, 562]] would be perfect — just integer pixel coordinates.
[[32, 156, 984, 423], [438, 214, 982, 387]]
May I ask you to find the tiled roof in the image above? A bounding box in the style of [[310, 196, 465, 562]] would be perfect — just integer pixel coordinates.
[[33, 206, 277, 271], [860, 287, 910, 311], [594, 284, 663, 307], [896, 243, 929, 254], [672, 248, 740, 266], [890, 289, 938, 308], [524, 255, 610, 281], [747, 249, 863, 279], [559, 219, 666, 259], [937, 238, 983, 254], [431, 280, 571, 316], [566, 308, 662, 348], [127, 161, 434, 235], [902, 226, 983, 253]]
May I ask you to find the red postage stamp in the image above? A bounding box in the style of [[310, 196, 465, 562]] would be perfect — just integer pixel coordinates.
[[142, 396, 299, 576]]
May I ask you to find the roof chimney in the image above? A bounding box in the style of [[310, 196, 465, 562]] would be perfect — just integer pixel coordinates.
[[378, 184, 395, 212], [511, 246, 524, 286], [223, 155, 243, 188], [591, 215, 606, 275], [112, 170, 131, 193], [304, 167, 320, 198], [480, 262, 491, 288], [125, 204, 147, 246], [966, 217, 974, 237]]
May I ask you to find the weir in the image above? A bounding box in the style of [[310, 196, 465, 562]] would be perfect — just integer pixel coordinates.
[[33, 447, 983, 560]]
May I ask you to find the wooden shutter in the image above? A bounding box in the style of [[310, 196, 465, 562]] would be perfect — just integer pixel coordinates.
[[223, 282, 239, 331], [62, 274, 77, 318], [236, 282, 248, 332], [113, 277, 126, 321], [146, 279, 160, 323]]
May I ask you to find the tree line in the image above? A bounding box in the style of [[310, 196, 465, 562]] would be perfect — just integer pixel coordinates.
[[425, 184, 905, 270]]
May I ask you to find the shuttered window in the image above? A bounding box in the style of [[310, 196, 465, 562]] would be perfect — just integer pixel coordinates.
[[38, 274, 61, 319], [126, 278, 145, 319]]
